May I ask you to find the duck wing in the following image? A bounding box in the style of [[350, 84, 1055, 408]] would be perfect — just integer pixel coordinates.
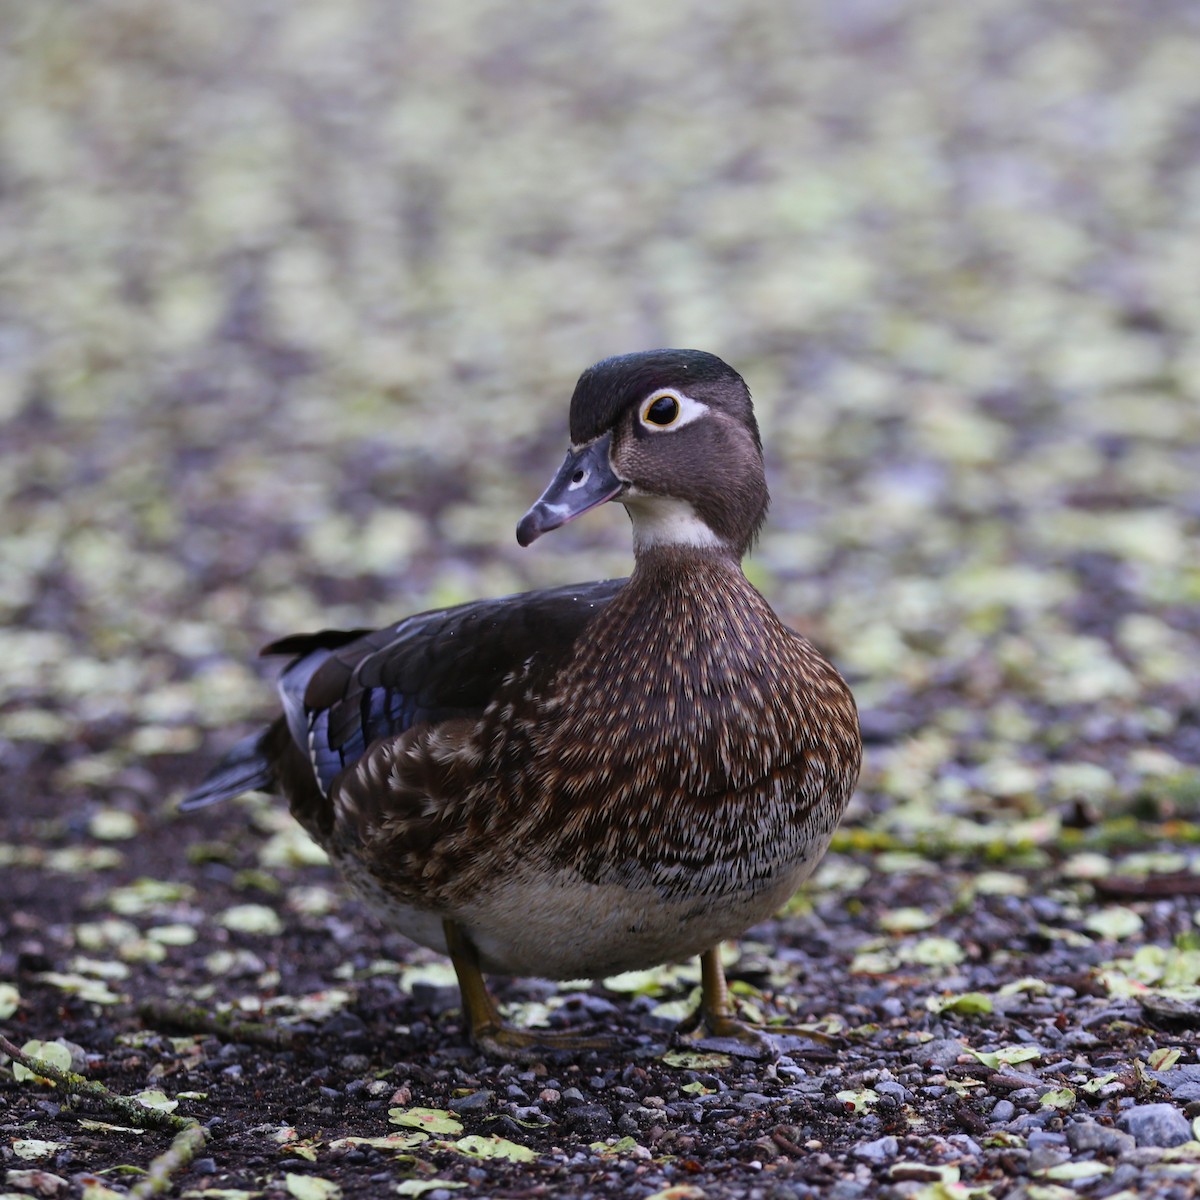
[[180, 579, 624, 811]]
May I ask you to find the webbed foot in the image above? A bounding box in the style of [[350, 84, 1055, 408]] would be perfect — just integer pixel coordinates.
[[443, 919, 619, 1060], [674, 946, 840, 1060]]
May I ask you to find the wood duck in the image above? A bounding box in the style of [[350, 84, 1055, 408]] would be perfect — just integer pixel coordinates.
[[182, 349, 862, 1057]]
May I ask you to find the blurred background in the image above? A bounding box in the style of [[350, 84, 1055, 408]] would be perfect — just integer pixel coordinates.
[[2, 0, 1199, 846]]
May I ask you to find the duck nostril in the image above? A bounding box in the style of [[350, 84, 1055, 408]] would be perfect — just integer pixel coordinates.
[[572, 470, 586, 484]]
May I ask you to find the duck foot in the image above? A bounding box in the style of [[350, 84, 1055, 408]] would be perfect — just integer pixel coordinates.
[[471, 1024, 621, 1061], [674, 947, 840, 1061], [443, 919, 620, 1061]]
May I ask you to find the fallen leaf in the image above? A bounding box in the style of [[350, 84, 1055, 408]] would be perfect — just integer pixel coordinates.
[[33, 972, 123, 1005], [1085, 907, 1144, 940], [88, 809, 138, 840], [926, 992, 993, 1015], [284, 1174, 341, 1200], [133, 1089, 179, 1113], [82, 1183, 126, 1200], [444, 1134, 536, 1162], [328, 1133, 429, 1152], [5, 1169, 71, 1196], [180, 1191, 258, 1199], [0, 982, 19, 1018], [588, 1136, 643, 1157], [388, 1107, 463, 1135], [12, 1139, 68, 1159], [76, 1120, 146, 1134], [906, 937, 965, 967], [836, 1088, 880, 1113], [218, 904, 285, 936], [12, 1039, 74, 1084], [880, 907, 939, 933], [1147, 1047, 1181, 1070], [968, 1045, 1041, 1070], [1038, 1161, 1109, 1181], [660, 1050, 733, 1070]]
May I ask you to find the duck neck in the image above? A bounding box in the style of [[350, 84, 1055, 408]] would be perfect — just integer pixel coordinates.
[[629, 541, 749, 594]]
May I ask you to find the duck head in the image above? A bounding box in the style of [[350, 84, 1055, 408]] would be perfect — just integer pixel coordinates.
[[517, 349, 769, 558]]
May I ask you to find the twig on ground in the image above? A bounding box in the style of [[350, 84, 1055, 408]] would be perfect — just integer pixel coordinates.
[[0, 1032, 194, 1133], [129, 1121, 210, 1199], [137, 998, 298, 1047], [1092, 873, 1200, 899]]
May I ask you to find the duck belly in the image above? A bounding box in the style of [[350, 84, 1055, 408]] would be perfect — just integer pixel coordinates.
[[466, 861, 818, 978], [333, 848, 825, 980]]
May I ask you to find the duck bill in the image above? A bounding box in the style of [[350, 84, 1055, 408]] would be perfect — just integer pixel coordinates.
[[516, 433, 623, 546]]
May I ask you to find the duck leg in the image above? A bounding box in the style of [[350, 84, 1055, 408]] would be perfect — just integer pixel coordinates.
[[676, 946, 838, 1056], [441, 919, 617, 1059], [675, 945, 759, 1042]]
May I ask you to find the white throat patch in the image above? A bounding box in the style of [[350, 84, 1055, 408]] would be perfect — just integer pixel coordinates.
[[622, 493, 726, 550]]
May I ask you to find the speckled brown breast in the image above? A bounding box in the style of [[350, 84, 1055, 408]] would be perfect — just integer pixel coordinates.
[[324, 547, 860, 968]]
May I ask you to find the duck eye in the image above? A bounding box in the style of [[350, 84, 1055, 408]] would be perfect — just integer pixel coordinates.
[[643, 394, 680, 427]]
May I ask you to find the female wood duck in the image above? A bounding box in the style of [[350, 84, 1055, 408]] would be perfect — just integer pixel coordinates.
[[183, 349, 862, 1057]]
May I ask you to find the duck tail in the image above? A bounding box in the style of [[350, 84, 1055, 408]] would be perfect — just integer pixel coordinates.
[[179, 728, 277, 810]]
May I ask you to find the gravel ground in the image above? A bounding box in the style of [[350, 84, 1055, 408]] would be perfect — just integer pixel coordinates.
[[4, 1, 1200, 1198]]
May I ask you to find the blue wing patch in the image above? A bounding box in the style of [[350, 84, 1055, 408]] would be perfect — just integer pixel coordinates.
[[279, 650, 445, 796], [272, 579, 625, 797]]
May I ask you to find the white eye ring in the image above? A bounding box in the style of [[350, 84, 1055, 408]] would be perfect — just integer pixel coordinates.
[[637, 388, 708, 432]]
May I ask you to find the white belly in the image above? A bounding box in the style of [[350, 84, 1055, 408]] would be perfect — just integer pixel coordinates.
[[333, 850, 822, 979]]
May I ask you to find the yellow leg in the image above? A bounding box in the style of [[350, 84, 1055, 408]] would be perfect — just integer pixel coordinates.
[[677, 945, 838, 1055], [442, 919, 617, 1060]]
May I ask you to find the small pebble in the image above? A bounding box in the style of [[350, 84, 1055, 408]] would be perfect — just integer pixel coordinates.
[[1066, 1120, 1136, 1155], [448, 1089, 492, 1112], [1027, 1146, 1069, 1172], [1109, 1163, 1142, 1190], [826, 1182, 869, 1200], [992, 1071, 1043, 1090], [322, 1011, 367, 1039], [1116, 1103, 1193, 1148], [511, 1105, 547, 1123], [1010, 1113, 1051, 1133], [948, 1134, 982, 1157], [990, 1100, 1016, 1123], [564, 1103, 614, 1137], [852, 1135, 898, 1163], [908, 1039, 966, 1069], [1027, 1130, 1066, 1150]]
